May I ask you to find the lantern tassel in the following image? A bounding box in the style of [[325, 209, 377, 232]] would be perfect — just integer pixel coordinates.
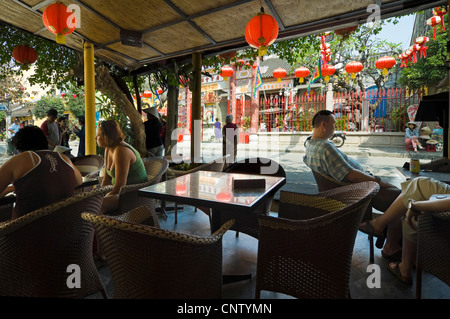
[[420, 46, 428, 58], [433, 26, 437, 40], [258, 46, 267, 57], [56, 34, 66, 44]]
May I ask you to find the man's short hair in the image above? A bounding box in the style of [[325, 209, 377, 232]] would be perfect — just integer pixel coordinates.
[[47, 108, 58, 118], [312, 110, 334, 128]]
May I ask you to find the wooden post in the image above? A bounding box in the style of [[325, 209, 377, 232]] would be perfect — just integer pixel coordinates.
[[83, 42, 96, 155], [133, 75, 142, 114], [191, 52, 202, 163]]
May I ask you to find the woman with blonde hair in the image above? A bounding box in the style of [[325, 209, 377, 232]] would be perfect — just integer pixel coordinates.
[[96, 119, 148, 213]]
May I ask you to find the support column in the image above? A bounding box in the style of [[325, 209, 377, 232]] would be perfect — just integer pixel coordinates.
[[448, 0, 450, 159], [84, 42, 96, 155], [191, 52, 202, 163], [250, 57, 260, 133], [133, 75, 142, 114], [326, 82, 333, 111], [230, 64, 237, 120]]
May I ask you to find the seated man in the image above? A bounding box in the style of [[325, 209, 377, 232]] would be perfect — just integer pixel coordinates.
[[303, 110, 403, 260]]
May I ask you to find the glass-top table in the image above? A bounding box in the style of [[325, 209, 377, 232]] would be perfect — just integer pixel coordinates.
[[139, 170, 286, 232]]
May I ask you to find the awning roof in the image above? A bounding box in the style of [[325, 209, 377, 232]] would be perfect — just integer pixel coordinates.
[[0, 0, 445, 74]]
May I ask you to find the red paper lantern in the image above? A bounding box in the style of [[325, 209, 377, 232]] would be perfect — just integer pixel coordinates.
[[427, 16, 442, 40], [142, 90, 152, 98], [375, 56, 396, 75], [273, 68, 287, 82], [219, 66, 234, 81], [157, 87, 164, 95], [12, 45, 37, 69], [321, 64, 335, 82], [415, 37, 429, 58], [245, 7, 279, 57], [294, 67, 309, 83], [344, 61, 363, 79], [42, 3, 77, 44], [236, 59, 245, 70], [433, 6, 447, 32], [399, 53, 408, 68]]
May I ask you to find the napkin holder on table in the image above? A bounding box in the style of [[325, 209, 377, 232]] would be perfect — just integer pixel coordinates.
[[232, 178, 266, 189]]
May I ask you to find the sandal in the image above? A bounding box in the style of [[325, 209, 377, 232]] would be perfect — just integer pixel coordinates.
[[359, 220, 385, 239], [387, 262, 412, 285]]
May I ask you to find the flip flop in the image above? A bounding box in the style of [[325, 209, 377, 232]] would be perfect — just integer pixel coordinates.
[[359, 221, 386, 239], [387, 262, 412, 285]]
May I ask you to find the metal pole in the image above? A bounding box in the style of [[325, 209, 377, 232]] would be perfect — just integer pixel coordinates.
[[191, 52, 202, 163]]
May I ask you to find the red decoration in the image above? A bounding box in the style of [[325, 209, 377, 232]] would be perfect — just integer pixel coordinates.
[[73, 94, 77, 98], [294, 67, 309, 83], [216, 192, 232, 202], [157, 88, 164, 95], [12, 45, 37, 69], [61, 92, 66, 98], [375, 56, 396, 76], [272, 68, 287, 82], [427, 16, 442, 40], [42, 2, 77, 44], [321, 64, 335, 82], [415, 37, 429, 58], [344, 61, 363, 79], [334, 25, 358, 39], [142, 90, 152, 98], [236, 59, 245, 71], [219, 65, 234, 81], [433, 6, 447, 32], [252, 62, 257, 69], [245, 7, 279, 57], [219, 51, 237, 59], [399, 53, 408, 68]]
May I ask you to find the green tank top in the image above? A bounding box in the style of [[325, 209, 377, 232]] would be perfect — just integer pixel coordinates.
[[105, 144, 148, 186]]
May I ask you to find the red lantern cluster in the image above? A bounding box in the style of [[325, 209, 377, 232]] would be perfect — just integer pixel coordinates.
[[42, 3, 77, 44], [143, 90, 152, 98], [12, 45, 37, 69], [245, 7, 279, 57], [319, 33, 331, 65], [344, 61, 363, 79], [433, 6, 447, 32], [273, 68, 286, 82]]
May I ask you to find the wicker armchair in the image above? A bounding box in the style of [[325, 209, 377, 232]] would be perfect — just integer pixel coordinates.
[[81, 211, 234, 299], [0, 186, 112, 298], [311, 170, 384, 263], [105, 158, 169, 216], [222, 157, 286, 239], [255, 181, 379, 299], [0, 196, 15, 223], [416, 211, 450, 299], [72, 155, 105, 178]]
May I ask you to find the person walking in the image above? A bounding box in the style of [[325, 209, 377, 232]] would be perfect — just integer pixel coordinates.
[[222, 114, 238, 163]]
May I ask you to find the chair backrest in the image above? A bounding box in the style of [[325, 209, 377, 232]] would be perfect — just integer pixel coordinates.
[[256, 181, 379, 299], [0, 186, 112, 298], [143, 157, 169, 182], [311, 170, 348, 192], [72, 155, 105, 178], [82, 212, 234, 299]]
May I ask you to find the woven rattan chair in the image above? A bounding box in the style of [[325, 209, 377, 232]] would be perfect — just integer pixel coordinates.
[[0, 196, 15, 223], [311, 170, 384, 263], [105, 158, 169, 216], [416, 211, 450, 299], [222, 157, 286, 239], [255, 181, 379, 299], [72, 155, 105, 178], [82, 212, 234, 299], [0, 186, 112, 298]]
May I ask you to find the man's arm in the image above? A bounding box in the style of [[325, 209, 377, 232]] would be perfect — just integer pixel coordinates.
[[345, 169, 396, 188]]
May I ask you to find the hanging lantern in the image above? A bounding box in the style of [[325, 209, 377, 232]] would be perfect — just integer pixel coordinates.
[[410, 44, 422, 63], [273, 68, 287, 82], [219, 65, 234, 81], [245, 7, 279, 57], [294, 67, 310, 83], [427, 16, 442, 40], [334, 25, 358, 39], [405, 49, 413, 63], [321, 64, 335, 83], [399, 53, 408, 68], [344, 61, 363, 79], [252, 62, 258, 69], [157, 87, 164, 95], [12, 45, 37, 69], [375, 56, 396, 76], [142, 90, 152, 98], [236, 59, 245, 71], [415, 37, 429, 58], [433, 6, 447, 32], [42, 2, 77, 44]]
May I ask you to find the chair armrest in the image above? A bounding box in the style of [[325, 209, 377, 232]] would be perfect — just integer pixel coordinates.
[[112, 205, 160, 228]]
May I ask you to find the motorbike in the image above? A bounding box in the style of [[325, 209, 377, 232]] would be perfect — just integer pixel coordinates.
[[304, 131, 347, 148]]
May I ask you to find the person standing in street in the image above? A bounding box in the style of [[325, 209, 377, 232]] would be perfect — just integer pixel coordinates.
[[7, 118, 21, 155], [222, 114, 238, 162], [143, 107, 164, 157], [40, 109, 60, 150], [73, 116, 86, 157]]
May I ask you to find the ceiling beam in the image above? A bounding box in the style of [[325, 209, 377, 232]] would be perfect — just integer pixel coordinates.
[[263, 0, 285, 31]]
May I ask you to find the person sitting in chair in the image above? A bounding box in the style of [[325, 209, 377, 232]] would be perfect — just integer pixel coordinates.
[[303, 110, 403, 261], [405, 121, 424, 153]]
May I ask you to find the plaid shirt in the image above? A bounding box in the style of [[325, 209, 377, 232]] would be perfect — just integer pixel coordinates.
[[303, 138, 364, 182]]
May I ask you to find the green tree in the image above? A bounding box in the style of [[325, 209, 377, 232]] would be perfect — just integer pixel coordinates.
[[33, 96, 65, 119], [398, 18, 448, 91]]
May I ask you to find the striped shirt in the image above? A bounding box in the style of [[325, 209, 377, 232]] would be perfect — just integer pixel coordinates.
[[303, 138, 364, 182]]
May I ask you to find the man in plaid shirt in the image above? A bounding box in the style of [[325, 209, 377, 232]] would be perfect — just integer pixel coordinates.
[[304, 110, 402, 261]]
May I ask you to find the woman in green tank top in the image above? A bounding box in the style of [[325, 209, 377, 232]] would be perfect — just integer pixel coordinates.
[[96, 120, 148, 214]]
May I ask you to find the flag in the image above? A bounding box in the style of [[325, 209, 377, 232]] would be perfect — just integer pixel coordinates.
[[152, 89, 160, 106], [253, 66, 263, 97], [307, 56, 323, 96]]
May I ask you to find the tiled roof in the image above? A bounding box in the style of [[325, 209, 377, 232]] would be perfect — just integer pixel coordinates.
[[259, 56, 293, 78]]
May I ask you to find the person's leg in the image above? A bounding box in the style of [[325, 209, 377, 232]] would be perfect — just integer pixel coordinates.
[[388, 222, 417, 282], [101, 194, 120, 214]]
